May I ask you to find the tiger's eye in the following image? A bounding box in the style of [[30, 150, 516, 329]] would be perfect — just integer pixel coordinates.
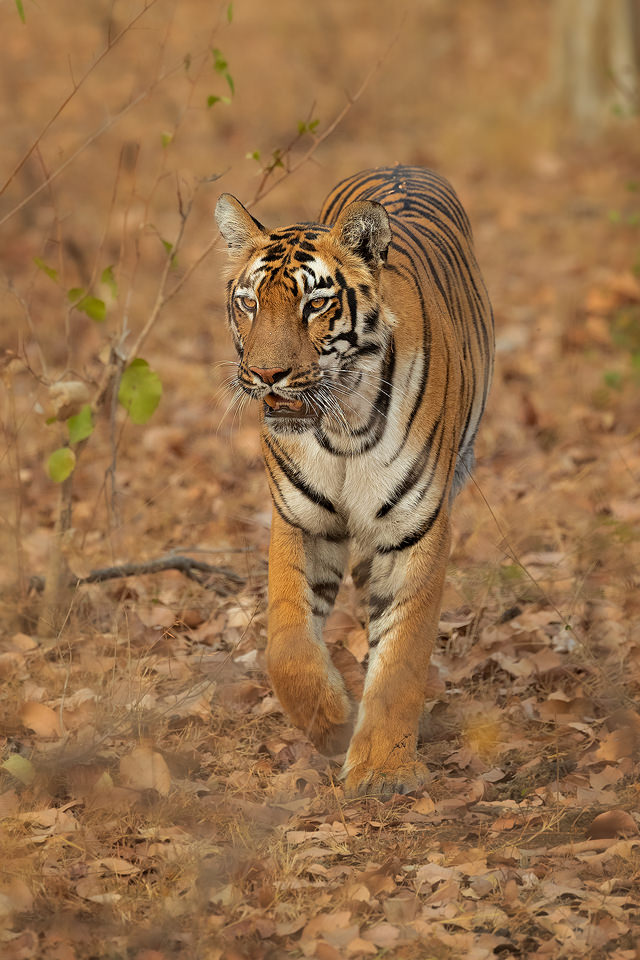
[[309, 297, 327, 310], [238, 296, 256, 311]]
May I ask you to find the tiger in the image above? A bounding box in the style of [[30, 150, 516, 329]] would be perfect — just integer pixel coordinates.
[[215, 164, 494, 799]]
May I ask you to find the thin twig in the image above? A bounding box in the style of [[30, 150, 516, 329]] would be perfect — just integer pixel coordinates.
[[0, 38, 218, 231], [160, 35, 398, 310], [251, 30, 400, 208], [0, 0, 160, 199]]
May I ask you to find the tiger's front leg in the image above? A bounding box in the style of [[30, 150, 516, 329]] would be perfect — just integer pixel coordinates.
[[343, 515, 451, 799], [266, 508, 354, 755]]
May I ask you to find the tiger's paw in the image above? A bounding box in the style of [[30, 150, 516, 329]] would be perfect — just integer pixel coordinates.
[[343, 759, 430, 800]]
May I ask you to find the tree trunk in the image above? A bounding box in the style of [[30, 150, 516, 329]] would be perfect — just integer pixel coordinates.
[[549, 0, 639, 128]]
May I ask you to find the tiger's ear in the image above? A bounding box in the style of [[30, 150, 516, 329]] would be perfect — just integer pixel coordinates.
[[215, 194, 266, 253], [332, 200, 391, 268]]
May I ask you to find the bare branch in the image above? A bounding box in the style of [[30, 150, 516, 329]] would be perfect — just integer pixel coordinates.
[[30, 554, 245, 596], [0, 0, 161, 199], [77, 554, 244, 587]]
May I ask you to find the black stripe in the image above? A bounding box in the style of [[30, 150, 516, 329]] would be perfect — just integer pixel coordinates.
[[363, 307, 379, 332], [263, 434, 336, 513], [378, 485, 448, 554], [352, 559, 371, 588], [263, 458, 307, 533], [315, 338, 395, 454], [310, 580, 341, 605], [376, 350, 451, 518], [346, 285, 358, 328], [369, 594, 392, 620]]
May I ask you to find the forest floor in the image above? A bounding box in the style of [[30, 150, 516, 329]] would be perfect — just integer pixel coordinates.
[[1, 2, 640, 958]]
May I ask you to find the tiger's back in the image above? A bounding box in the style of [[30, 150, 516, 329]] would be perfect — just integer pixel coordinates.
[[215, 164, 494, 798], [320, 165, 494, 501]]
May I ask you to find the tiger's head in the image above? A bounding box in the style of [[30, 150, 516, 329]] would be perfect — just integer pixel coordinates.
[[215, 193, 392, 435]]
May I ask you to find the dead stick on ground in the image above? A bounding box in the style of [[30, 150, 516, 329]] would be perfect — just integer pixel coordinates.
[[32, 554, 245, 595], [77, 554, 244, 586]]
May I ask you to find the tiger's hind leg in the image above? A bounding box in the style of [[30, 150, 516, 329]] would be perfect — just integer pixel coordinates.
[[266, 508, 354, 755], [342, 516, 451, 799]]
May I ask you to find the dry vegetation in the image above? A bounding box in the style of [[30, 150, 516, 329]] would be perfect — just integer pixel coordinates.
[[1, 1, 640, 957]]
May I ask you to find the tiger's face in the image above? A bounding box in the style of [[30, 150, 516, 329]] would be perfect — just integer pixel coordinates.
[[215, 195, 392, 435]]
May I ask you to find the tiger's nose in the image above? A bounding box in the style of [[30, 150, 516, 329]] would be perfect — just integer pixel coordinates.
[[249, 366, 291, 385]]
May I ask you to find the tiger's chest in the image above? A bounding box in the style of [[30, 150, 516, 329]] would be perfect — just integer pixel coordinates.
[[270, 429, 438, 552]]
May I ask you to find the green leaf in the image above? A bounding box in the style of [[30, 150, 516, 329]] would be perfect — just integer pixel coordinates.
[[161, 131, 173, 148], [67, 404, 93, 443], [15, 0, 26, 24], [159, 239, 178, 268], [225, 72, 234, 96], [76, 295, 106, 322], [47, 447, 76, 483], [207, 94, 222, 108], [101, 265, 118, 299], [212, 48, 228, 73], [246, 149, 261, 163], [67, 287, 85, 303], [34, 257, 58, 282], [603, 370, 623, 390], [2, 754, 35, 785], [298, 118, 319, 136], [118, 358, 163, 425], [226, 2, 233, 23]]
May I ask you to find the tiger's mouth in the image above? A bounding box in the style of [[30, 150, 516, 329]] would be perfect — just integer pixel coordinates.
[[263, 392, 316, 420]]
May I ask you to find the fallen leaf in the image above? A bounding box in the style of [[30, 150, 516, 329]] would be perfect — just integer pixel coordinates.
[[586, 810, 639, 840], [345, 627, 368, 663], [412, 795, 436, 814], [383, 892, 419, 923], [1, 755, 35, 785], [589, 765, 623, 790], [119, 745, 171, 795], [17, 806, 79, 837], [135, 603, 176, 628], [596, 728, 638, 762], [357, 864, 397, 896], [345, 937, 378, 957], [95, 857, 141, 876], [76, 877, 121, 904], [0, 650, 25, 678], [324, 610, 361, 640], [217, 680, 263, 710], [0, 877, 33, 914], [9, 633, 38, 652], [19, 701, 61, 738], [361, 922, 400, 947]]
